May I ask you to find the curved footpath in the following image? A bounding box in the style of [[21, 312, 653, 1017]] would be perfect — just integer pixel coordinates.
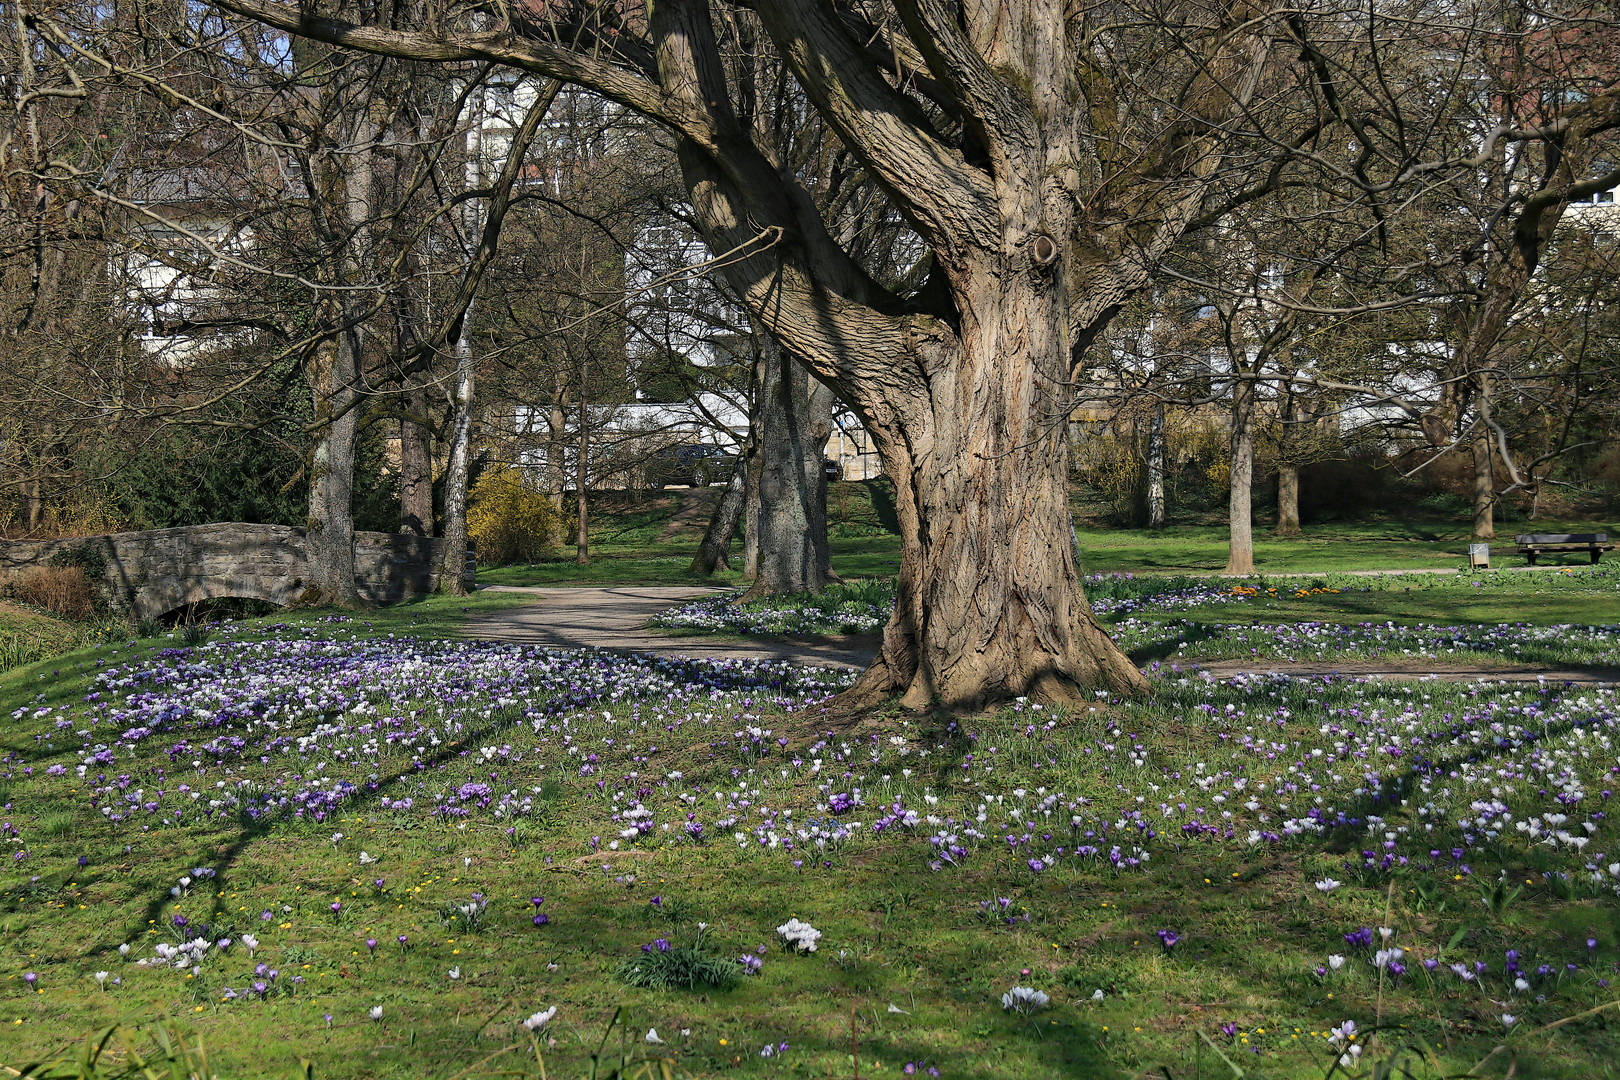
[[466, 585, 1619, 685], [467, 585, 877, 668]]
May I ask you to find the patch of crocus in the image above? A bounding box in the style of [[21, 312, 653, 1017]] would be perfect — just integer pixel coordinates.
[[366, 938, 377, 956], [532, 914, 549, 926], [1315, 878, 1342, 892], [369, 1006, 383, 1022], [1156, 929, 1181, 952], [1001, 986, 1050, 1014], [24, 972, 38, 989], [1220, 1021, 1238, 1037]]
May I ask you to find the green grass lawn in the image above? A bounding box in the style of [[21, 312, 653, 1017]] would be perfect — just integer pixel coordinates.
[[4, 591, 1620, 1079], [479, 485, 1617, 587], [4, 498, 1619, 1078], [1113, 569, 1620, 629]]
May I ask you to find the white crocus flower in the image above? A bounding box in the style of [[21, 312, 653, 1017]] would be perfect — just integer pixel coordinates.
[[522, 1007, 557, 1032]]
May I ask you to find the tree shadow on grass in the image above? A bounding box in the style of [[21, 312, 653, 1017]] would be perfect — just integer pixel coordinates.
[[1126, 621, 1223, 665]]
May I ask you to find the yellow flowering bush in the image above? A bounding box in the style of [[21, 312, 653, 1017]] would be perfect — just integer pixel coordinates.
[[467, 466, 559, 566]]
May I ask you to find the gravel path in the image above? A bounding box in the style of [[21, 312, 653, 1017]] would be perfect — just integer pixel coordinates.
[[466, 585, 878, 669], [466, 586, 1617, 684]]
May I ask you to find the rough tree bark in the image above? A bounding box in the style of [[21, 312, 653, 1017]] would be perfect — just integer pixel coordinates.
[[1276, 463, 1300, 537], [1225, 377, 1256, 575], [1145, 404, 1166, 530], [399, 383, 433, 536], [301, 67, 380, 608], [304, 329, 363, 606], [739, 338, 838, 599], [689, 444, 750, 574], [741, 444, 761, 581]]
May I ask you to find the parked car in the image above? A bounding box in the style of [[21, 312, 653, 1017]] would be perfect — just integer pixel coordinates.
[[823, 457, 843, 482], [646, 444, 739, 488]]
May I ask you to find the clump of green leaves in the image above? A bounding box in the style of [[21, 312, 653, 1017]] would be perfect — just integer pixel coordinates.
[[615, 931, 737, 991]]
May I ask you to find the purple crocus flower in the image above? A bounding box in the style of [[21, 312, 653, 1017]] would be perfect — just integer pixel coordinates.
[[1156, 929, 1181, 951]]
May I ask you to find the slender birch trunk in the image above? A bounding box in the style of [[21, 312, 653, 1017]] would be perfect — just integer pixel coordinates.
[[1145, 403, 1166, 530], [438, 83, 486, 595]]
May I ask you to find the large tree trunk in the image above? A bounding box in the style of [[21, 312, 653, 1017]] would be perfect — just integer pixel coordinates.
[[841, 271, 1148, 710], [1471, 427, 1495, 541], [221, 0, 1266, 710], [689, 448, 749, 574], [1276, 465, 1300, 537], [1224, 377, 1256, 575], [1145, 403, 1166, 529], [399, 383, 433, 536], [738, 338, 837, 599], [305, 331, 363, 606]]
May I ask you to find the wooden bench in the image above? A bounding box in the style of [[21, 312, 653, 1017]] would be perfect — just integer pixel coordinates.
[[1514, 533, 1614, 564]]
